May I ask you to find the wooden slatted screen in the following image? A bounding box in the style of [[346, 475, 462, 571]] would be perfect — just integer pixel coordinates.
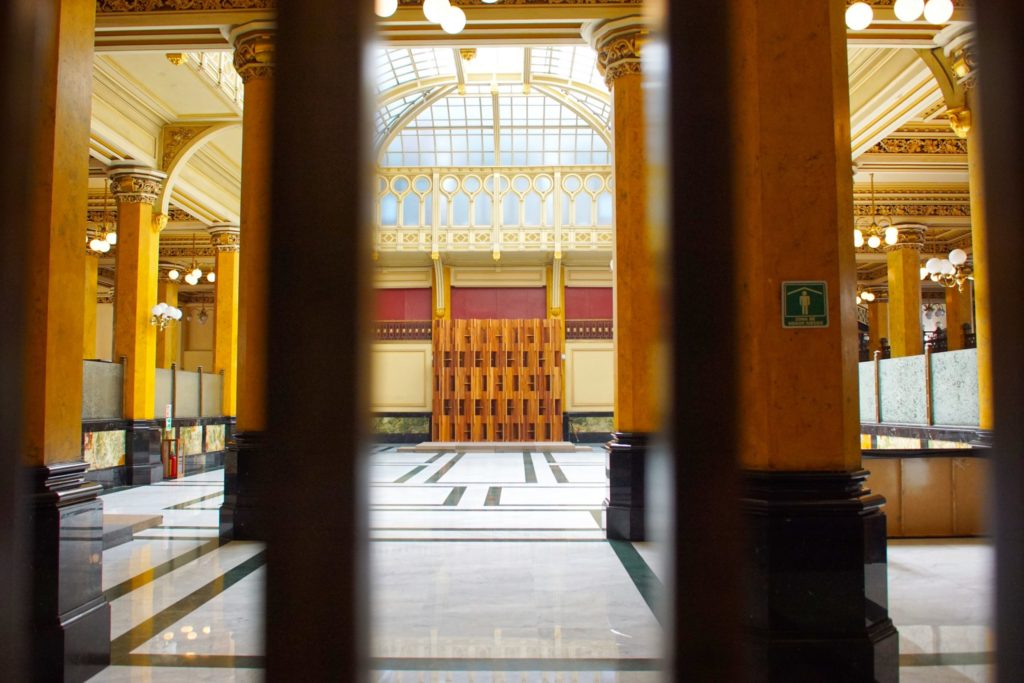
[[433, 319, 563, 442]]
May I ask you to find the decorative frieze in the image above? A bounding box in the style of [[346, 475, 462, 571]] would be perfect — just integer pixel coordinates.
[[208, 224, 241, 252], [853, 203, 970, 218], [108, 164, 166, 205], [866, 137, 967, 155], [98, 0, 276, 12], [231, 24, 275, 84], [161, 125, 206, 170]]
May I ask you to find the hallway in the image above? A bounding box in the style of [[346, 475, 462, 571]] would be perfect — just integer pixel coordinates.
[[88, 449, 992, 681]]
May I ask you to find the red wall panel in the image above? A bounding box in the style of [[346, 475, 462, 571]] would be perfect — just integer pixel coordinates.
[[565, 287, 613, 320], [451, 288, 547, 320], [375, 288, 432, 321]]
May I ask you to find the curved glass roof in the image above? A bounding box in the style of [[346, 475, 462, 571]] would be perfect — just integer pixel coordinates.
[[375, 46, 611, 164]]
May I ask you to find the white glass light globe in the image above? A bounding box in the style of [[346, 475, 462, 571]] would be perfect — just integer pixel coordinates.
[[374, 0, 398, 18], [863, 291, 876, 302], [173, 308, 183, 320], [894, 0, 925, 22], [168, 269, 179, 280], [867, 234, 881, 249], [191, 268, 202, 278], [423, 0, 450, 24], [481, 0, 500, 3], [441, 5, 467, 34], [185, 275, 197, 286], [152, 305, 163, 316], [105, 232, 117, 245], [920, 267, 930, 280], [98, 240, 111, 253], [856, 295, 862, 305], [854, 229, 865, 248], [884, 226, 899, 246], [89, 238, 103, 251], [207, 272, 216, 283], [949, 248, 967, 266], [924, 0, 954, 24], [941, 259, 955, 275], [926, 257, 942, 273], [845, 2, 873, 31]]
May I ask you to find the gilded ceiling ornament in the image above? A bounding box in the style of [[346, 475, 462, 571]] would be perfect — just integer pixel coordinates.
[[178, 291, 216, 305], [168, 206, 199, 222], [946, 106, 971, 139], [161, 246, 217, 257], [97, 0, 276, 12], [161, 125, 207, 170], [866, 137, 967, 155], [233, 30, 275, 83], [853, 203, 970, 218], [153, 213, 170, 232]]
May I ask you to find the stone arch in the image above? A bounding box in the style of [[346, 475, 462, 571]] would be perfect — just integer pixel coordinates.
[[156, 121, 242, 217]]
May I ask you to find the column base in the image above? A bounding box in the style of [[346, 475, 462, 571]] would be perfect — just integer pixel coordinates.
[[605, 432, 648, 541], [220, 430, 266, 540], [742, 469, 899, 683], [29, 462, 111, 683], [125, 419, 162, 486]]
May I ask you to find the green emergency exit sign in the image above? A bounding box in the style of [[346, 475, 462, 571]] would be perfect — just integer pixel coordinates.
[[782, 281, 829, 328]]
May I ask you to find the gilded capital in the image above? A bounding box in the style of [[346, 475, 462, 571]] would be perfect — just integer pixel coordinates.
[[108, 162, 166, 205], [582, 17, 646, 90], [208, 224, 241, 252], [230, 22, 275, 84], [153, 213, 169, 233], [865, 286, 888, 303], [946, 106, 971, 139], [883, 223, 927, 252]]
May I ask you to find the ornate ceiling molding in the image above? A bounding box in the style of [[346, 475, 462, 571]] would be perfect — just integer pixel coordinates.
[[853, 203, 970, 218], [161, 124, 207, 171], [97, 0, 276, 12], [866, 137, 967, 155], [179, 291, 216, 304]]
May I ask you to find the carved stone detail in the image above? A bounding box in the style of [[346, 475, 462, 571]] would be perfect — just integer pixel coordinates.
[[946, 106, 972, 139], [209, 224, 241, 252], [866, 137, 967, 155], [883, 224, 926, 252], [178, 291, 216, 305], [98, 0, 276, 12], [161, 125, 205, 170], [853, 203, 970, 218], [108, 165, 166, 205], [583, 18, 646, 90], [153, 213, 169, 233], [161, 246, 216, 258], [232, 28, 275, 84]]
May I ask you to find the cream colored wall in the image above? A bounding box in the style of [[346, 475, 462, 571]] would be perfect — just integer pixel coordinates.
[[95, 303, 114, 361], [182, 304, 214, 372], [565, 340, 614, 412], [371, 341, 432, 412]]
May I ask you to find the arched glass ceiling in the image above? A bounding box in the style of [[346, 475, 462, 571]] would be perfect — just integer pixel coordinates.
[[382, 84, 610, 167], [375, 46, 611, 163]]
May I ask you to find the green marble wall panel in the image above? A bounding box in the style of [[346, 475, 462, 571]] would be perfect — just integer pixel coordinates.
[[83, 430, 125, 470], [205, 424, 226, 452], [875, 435, 922, 449], [373, 416, 430, 435], [930, 349, 979, 427], [179, 425, 203, 455], [568, 415, 614, 434], [858, 362, 876, 422], [83, 360, 123, 419], [878, 356, 928, 424]]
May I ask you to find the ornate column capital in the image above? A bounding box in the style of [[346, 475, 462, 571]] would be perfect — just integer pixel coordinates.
[[865, 286, 889, 303], [108, 162, 166, 205], [883, 223, 927, 252], [229, 22, 275, 84], [581, 16, 647, 90], [208, 224, 241, 252], [946, 105, 972, 139]]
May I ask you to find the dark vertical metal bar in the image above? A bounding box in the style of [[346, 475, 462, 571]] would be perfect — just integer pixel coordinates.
[[661, 0, 744, 679], [0, 0, 46, 678], [266, 0, 371, 679], [924, 344, 934, 426], [975, 2, 1024, 680], [197, 365, 203, 417], [874, 350, 882, 423]]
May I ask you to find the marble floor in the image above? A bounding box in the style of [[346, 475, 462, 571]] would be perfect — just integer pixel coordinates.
[[87, 447, 994, 681]]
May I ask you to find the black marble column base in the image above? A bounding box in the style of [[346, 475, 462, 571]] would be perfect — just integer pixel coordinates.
[[605, 432, 648, 541], [220, 430, 266, 541], [125, 419, 163, 486], [742, 469, 898, 683], [29, 462, 111, 683]]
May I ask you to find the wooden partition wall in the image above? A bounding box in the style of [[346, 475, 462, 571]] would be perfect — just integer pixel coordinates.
[[433, 319, 563, 441]]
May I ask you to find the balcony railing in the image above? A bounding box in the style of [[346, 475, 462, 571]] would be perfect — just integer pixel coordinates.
[[566, 319, 613, 340], [374, 320, 432, 341]]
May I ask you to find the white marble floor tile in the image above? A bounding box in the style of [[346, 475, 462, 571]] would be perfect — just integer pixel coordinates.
[[103, 539, 208, 591], [370, 509, 600, 531], [557, 466, 608, 484], [134, 527, 220, 539], [441, 454, 527, 484], [373, 465, 423, 483], [372, 487, 462, 506], [372, 672, 662, 682], [899, 664, 991, 682], [88, 666, 264, 682], [530, 453, 558, 485], [371, 530, 608, 541], [498, 487, 606, 506]]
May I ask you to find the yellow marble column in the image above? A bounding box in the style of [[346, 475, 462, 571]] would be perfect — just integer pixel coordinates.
[[546, 258, 564, 320], [884, 225, 926, 358], [231, 23, 274, 434], [945, 280, 973, 351], [585, 18, 656, 434], [24, 0, 94, 466], [210, 224, 240, 416], [156, 276, 179, 368], [84, 251, 99, 358], [110, 163, 167, 420], [948, 96, 992, 429], [866, 288, 889, 355]]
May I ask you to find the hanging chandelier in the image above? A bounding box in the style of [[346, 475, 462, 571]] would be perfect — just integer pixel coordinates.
[[168, 234, 216, 286], [920, 249, 972, 291], [374, 0, 502, 34], [845, 0, 954, 31], [854, 174, 899, 250], [855, 289, 877, 305], [88, 180, 118, 254]]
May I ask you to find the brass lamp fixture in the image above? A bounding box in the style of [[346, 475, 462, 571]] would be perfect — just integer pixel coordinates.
[[854, 174, 899, 250], [88, 180, 118, 254], [168, 234, 216, 286], [920, 249, 973, 291], [846, 0, 953, 31], [150, 302, 182, 331], [374, 0, 502, 34], [856, 289, 876, 305]]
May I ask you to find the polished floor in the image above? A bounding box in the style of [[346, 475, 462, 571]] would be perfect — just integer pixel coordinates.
[[87, 447, 994, 681]]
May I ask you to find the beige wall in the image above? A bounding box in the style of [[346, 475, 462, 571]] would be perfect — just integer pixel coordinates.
[[565, 340, 614, 412], [95, 302, 114, 361], [370, 341, 432, 412], [182, 304, 214, 371]]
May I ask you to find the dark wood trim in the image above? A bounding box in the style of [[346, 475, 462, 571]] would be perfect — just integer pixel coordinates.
[[860, 422, 991, 445]]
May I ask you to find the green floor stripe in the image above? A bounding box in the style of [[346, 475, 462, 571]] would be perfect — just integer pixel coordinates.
[[523, 451, 538, 483], [899, 651, 993, 667], [425, 453, 464, 483], [163, 491, 224, 510], [442, 486, 466, 506], [394, 465, 427, 483], [609, 540, 665, 627], [103, 539, 223, 602], [484, 486, 502, 506], [371, 657, 663, 672]]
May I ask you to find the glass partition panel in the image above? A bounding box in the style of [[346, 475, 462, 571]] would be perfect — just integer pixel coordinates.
[[155, 368, 173, 419], [858, 361, 876, 422], [930, 349, 980, 426], [878, 355, 928, 424], [202, 372, 224, 417], [175, 370, 201, 418], [83, 360, 123, 420]]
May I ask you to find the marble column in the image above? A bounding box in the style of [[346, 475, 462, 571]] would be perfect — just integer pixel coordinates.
[[884, 224, 926, 357], [729, 0, 897, 678], [866, 287, 889, 355], [221, 22, 274, 540], [944, 279, 973, 351], [110, 162, 167, 486], [84, 251, 99, 358], [22, 0, 109, 679], [156, 276, 179, 368], [584, 17, 655, 541], [209, 224, 240, 417]]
